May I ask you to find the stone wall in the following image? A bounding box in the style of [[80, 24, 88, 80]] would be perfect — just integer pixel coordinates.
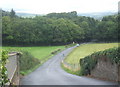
[[91, 57, 120, 81], [6, 53, 20, 85]]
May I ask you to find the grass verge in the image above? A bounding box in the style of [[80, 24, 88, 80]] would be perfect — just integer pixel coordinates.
[[61, 62, 80, 76]]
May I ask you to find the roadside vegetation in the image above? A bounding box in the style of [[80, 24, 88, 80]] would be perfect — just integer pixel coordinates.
[[62, 43, 119, 75], [0, 50, 9, 85], [3, 46, 65, 75], [61, 63, 80, 76]]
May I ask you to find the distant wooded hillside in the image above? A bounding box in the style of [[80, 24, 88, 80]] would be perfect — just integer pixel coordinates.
[[2, 9, 119, 46]]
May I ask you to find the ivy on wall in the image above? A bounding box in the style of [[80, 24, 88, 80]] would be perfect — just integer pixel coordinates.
[[80, 47, 120, 75], [0, 50, 9, 86]]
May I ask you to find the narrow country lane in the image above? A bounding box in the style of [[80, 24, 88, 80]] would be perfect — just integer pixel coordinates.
[[20, 46, 118, 85]]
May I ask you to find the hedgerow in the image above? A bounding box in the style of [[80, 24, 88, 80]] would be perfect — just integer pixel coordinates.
[[80, 47, 120, 75]]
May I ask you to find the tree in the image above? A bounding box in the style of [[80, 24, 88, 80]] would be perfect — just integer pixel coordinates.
[[2, 16, 14, 44], [10, 9, 16, 18], [2, 10, 118, 46]]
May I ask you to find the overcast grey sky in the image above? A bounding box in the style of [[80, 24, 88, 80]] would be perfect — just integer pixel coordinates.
[[0, 0, 119, 14]]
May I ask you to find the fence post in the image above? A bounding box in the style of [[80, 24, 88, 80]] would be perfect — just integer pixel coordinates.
[[118, 65, 120, 84], [17, 52, 20, 85]]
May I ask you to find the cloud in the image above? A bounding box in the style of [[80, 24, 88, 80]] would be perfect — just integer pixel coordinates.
[[0, 0, 119, 14]]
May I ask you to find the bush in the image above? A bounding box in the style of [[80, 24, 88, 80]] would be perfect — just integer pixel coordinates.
[[6, 49, 40, 75], [80, 47, 120, 75], [19, 50, 40, 72], [51, 49, 61, 54], [65, 43, 77, 48]]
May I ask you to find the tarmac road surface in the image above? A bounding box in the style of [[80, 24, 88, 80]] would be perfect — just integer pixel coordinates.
[[20, 46, 118, 85]]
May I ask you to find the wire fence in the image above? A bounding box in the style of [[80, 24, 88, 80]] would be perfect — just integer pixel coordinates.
[[62, 60, 80, 72]]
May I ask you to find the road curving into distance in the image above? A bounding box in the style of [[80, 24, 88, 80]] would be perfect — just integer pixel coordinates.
[[20, 46, 118, 85]]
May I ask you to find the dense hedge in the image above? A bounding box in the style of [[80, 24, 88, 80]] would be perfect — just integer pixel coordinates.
[[80, 47, 120, 75]]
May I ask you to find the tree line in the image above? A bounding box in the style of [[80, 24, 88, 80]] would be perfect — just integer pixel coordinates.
[[2, 9, 119, 46]]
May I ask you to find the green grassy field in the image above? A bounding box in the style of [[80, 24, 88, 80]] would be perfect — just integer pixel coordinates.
[[3, 46, 65, 75], [65, 43, 119, 64], [3, 46, 65, 60]]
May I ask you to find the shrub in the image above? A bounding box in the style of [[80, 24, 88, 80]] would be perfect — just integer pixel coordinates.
[[5, 49, 40, 75], [51, 49, 61, 54], [19, 50, 40, 72]]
